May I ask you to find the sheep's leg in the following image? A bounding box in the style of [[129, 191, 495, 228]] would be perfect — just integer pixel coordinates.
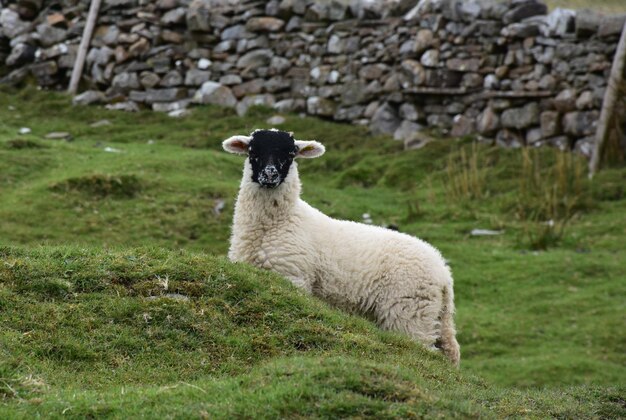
[[377, 289, 459, 365], [436, 285, 460, 366]]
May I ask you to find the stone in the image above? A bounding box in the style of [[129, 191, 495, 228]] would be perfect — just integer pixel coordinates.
[[496, 128, 524, 148], [573, 136, 594, 157], [236, 49, 273, 69], [503, 1, 548, 25], [267, 115, 286, 125], [334, 105, 365, 121], [370, 103, 401, 135], [273, 99, 302, 113], [219, 74, 243, 85], [401, 59, 426, 85], [106, 101, 140, 112], [575, 91, 595, 110], [6, 43, 36, 67], [45, 132, 72, 141], [30, 61, 58, 85], [193, 82, 237, 108], [152, 99, 191, 112], [563, 111, 598, 137], [246, 17, 285, 32], [221, 24, 252, 40], [542, 7, 575, 37], [399, 103, 420, 121], [236, 94, 276, 116], [306, 97, 337, 117], [420, 49, 440, 67], [87, 46, 114, 66], [403, 29, 435, 55], [137, 88, 188, 104], [446, 58, 481, 72], [232, 79, 264, 98], [359, 64, 387, 80], [575, 9, 602, 38], [73, 90, 106, 106], [341, 81, 368, 106], [161, 7, 186, 25], [327, 34, 345, 54], [112, 72, 141, 91], [1, 9, 29, 38], [186, 0, 211, 32], [36, 24, 67, 47], [394, 120, 424, 141], [160, 70, 183, 87], [451, 114, 475, 137], [553, 89, 577, 112], [185, 69, 211, 86], [129, 38, 150, 57], [404, 131, 434, 150], [525, 127, 543, 145], [546, 135, 571, 151], [140, 72, 161, 89], [501, 103, 540, 130], [162, 30, 184, 44], [540, 111, 561, 138], [598, 14, 626, 38]]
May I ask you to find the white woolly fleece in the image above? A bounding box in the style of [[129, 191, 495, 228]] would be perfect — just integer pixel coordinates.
[[228, 158, 460, 365]]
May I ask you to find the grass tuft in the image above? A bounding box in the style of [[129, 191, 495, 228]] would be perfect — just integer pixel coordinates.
[[49, 174, 144, 199]]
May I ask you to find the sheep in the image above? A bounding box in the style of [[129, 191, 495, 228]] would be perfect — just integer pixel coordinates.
[[222, 129, 460, 366]]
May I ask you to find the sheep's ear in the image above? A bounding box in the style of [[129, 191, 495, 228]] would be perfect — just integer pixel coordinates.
[[294, 140, 325, 159], [222, 135, 251, 155]]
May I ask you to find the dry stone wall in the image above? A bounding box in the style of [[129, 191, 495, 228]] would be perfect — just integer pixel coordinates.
[[1, 0, 625, 155]]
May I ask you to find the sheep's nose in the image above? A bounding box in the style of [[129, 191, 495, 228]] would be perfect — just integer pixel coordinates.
[[263, 166, 279, 181]]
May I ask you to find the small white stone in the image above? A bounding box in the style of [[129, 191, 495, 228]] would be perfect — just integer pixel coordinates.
[[198, 58, 212, 70], [18, 127, 31, 134]]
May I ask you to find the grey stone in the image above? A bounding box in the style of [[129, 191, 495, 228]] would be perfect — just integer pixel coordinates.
[[334, 105, 365, 121], [501, 103, 540, 129], [246, 17, 285, 32], [160, 70, 183, 87], [36, 24, 67, 47], [306, 96, 337, 117], [525, 127, 543, 145], [185, 69, 212, 86], [420, 49, 440, 67], [112, 72, 141, 91], [1, 9, 29, 38], [399, 103, 420, 121], [401, 59, 426, 85], [370, 103, 401, 135], [137, 88, 188, 104], [6, 43, 36, 67], [236, 49, 273, 69], [598, 14, 626, 38], [73, 90, 106, 106], [327, 34, 346, 54], [161, 7, 186, 25], [575, 90, 595, 110], [404, 131, 435, 150], [153, 99, 191, 112], [451, 114, 475, 137], [105, 101, 140, 112], [186, 0, 211, 32], [553, 88, 577, 112], [503, 1, 547, 25], [573, 136, 594, 157], [221, 24, 253, 40], [446, 58, 481, 72], [394, 120, 425, 142], [236, 94, 276, 116], [140, 72, 161, 89], [30, 61, 57, 85], [45, 132, 72, 141], [563, 111, 598, 136], [193, 81, 237, 108], [267, 115, 286, 125], [540, 111, 561, 137], [219, 74, 243, 85], [496, 129, 524, 148]]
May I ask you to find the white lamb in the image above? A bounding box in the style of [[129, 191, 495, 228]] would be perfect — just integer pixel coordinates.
[[223, 129, 460, 366]]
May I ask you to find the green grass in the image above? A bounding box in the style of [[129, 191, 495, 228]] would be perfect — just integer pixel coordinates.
[[0, 87, 625, 417]]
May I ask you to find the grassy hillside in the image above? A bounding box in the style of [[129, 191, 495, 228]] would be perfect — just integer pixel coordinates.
[[0, 87, 625, 417]]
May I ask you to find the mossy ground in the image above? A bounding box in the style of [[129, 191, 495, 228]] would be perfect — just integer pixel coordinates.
[[0, 87, 624, 417]]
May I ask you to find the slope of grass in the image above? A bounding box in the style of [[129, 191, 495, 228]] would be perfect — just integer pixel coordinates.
[[0, 87, 625, 416]]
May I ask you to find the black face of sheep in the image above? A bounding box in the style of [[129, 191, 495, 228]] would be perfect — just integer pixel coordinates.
[[222, 129, 326, 189], [248, 130, 297, 188]]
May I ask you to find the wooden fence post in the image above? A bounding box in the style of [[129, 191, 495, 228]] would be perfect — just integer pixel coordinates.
[[67, 0, 102, 96], [589, 19, 626, 178]]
